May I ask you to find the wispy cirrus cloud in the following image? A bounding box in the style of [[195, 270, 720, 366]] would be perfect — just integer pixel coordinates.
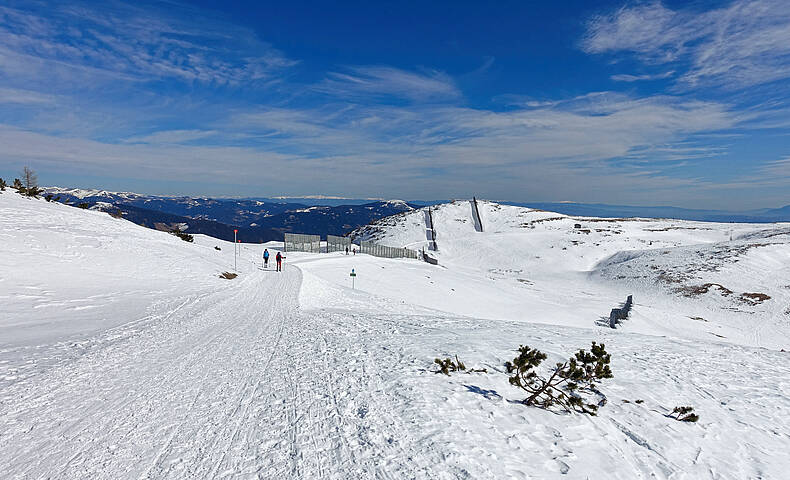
[[611, 71, 674, 82], [583, 0, 790, 90], [124, 129, 219, 145], [0, 1, 297, 89], [315, 66, 461, 102], [0, 86, 55, 104]]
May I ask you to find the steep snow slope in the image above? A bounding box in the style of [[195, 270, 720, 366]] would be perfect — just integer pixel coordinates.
[[3, 192, 790, 479], [0, 193, 240, 348]]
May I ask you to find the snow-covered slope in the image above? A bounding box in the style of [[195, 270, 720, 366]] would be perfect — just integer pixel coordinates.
[[346, 200, 790, 349], [2, 192, 789, 479]]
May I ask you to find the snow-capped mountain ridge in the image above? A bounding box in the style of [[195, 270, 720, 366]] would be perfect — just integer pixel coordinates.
[[40, 186, 417, 241]]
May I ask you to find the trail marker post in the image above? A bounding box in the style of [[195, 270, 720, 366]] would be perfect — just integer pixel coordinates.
[[350, 268, 356, 289], [234, 229, 238, 272]]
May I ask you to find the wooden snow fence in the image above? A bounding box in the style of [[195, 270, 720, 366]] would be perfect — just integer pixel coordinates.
[[284, 233, 321, 253], [470, 197, 484, 232], [327, 234, 351, 253], [359, 240, 420, 260], [609, 295, 633, 328]]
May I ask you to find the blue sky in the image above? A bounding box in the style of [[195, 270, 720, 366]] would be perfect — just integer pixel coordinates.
[[0, 0, 789, 208]]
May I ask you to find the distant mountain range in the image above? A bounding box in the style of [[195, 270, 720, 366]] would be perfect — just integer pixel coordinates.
[[509, 202, 790, 223], [42, 187, 416, 242], [39, 187, 790, 243]]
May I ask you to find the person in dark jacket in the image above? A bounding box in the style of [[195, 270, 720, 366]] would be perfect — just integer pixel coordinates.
[[276, 251, 283, 272]]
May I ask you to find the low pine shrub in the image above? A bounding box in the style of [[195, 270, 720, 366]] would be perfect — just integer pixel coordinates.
[[506, 342, 613, 415], [433, 355, 487, 375], [434, 355, 466, 375], [170, 229, 194, 242], [219, 272, 238, 280], [0, 178, 6, 191], [670, 406, 699, 422]]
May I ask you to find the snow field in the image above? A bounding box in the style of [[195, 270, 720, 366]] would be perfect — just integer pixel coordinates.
[[2, 191, 790, 479]]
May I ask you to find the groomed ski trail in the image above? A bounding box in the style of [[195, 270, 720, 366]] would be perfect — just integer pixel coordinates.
[[0, 267, 444, 479]]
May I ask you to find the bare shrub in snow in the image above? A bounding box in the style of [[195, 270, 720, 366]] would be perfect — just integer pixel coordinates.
[[506, 342, 613, 415], [670, 406, 699, 422], [0, 177, 6, 191], [21, 166, 40, 197], [433, 355, 488, 375], [219, 272, 238, 280]]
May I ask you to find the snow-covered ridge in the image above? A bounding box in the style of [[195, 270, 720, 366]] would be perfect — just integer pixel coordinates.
[[42, 186, 149, 200]]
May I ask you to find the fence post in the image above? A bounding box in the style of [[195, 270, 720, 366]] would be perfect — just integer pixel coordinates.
[[609, 309, 619, 328]]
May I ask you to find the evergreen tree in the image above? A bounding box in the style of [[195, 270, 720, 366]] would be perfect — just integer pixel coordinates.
[[0, 177, 6, 191]]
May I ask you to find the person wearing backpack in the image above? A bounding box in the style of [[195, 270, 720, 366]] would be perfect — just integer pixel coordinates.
[[263, 248, 270, 268], [276, 251, 284, 272]]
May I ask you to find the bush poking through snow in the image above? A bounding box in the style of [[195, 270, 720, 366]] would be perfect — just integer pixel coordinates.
[[435, 355, 465, 375], [433, 355, 487, 375], [219, 272, 238, 280], [169, 229, 194, 243], [214, 246, 221, 251], [12, 178, 23, 191], [0, 177, 6, 191], [506, 342, 613, 415], [670, 406, 699, 422]]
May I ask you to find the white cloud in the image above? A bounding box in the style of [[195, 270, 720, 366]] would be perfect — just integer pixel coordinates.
[[0, 93, 746, 204], [315, 66, 461, 102], [124, 130, 218, 145], [583, 0, 790, 90], [611, 71, 675, 82], [0, 86, 54, 104], [0, 2, 297, 87]]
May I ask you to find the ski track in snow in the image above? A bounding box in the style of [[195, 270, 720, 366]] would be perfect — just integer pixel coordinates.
[[0, 268, 454, 479]]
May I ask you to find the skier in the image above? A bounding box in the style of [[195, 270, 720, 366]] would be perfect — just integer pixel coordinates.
[[276, 251, 284, 272], [345, 245, 349, 255], [263, 248, 270, 268]]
